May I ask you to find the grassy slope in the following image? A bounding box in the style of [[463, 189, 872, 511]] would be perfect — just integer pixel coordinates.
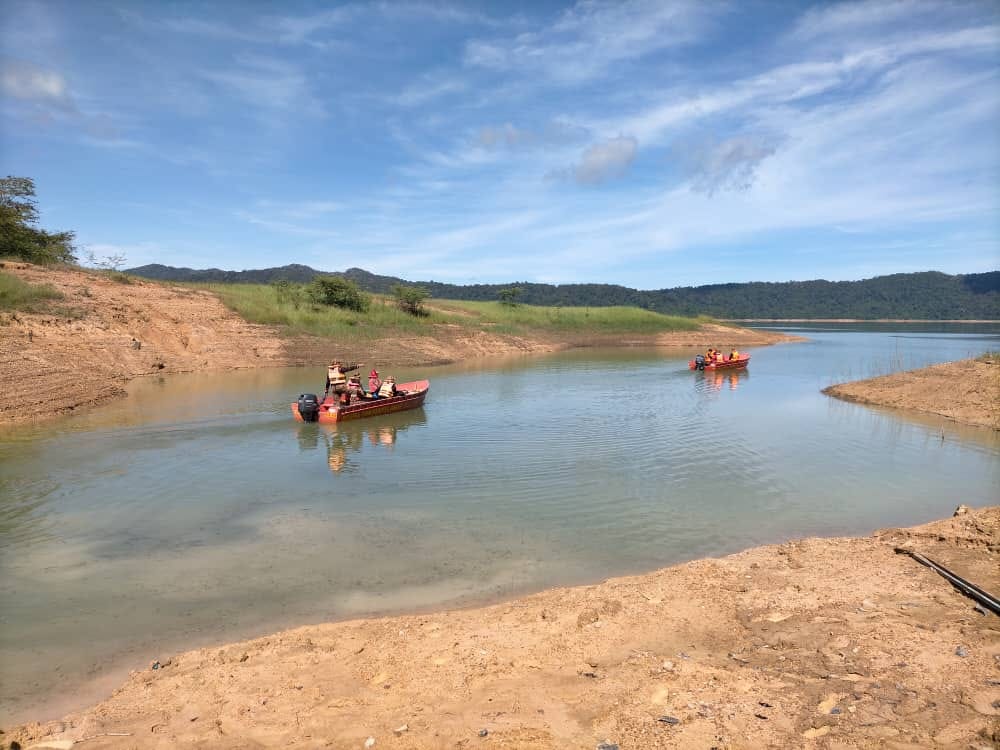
[[199, 282, 707, 341], [0, 270, 63, 312]]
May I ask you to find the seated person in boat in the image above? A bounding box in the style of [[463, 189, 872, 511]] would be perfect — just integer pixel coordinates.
[[347, 375, 370, 403], [378, 376, 398, 398], [368, 368, 382, 396], [729, 349, 739, 361]]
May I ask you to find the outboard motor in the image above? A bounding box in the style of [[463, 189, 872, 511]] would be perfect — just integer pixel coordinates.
[[297, 393, 320, 422], [694, 354, 706, 371]]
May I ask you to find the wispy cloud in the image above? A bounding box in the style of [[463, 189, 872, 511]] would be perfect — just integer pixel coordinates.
[[395, 73, 468, 108], [475, 120, 588, 149], [202, 55, 323, 114], [551, 135, 638, 185], [676, 135, 779, 196], [465, 0, 721, 82]]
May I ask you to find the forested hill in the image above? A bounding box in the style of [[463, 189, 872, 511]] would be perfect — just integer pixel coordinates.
[[128, 264, 999, 319]]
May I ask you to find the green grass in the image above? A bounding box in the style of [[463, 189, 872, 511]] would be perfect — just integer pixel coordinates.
[[434, 299, 707, 335], [0, 270, 63, 312], [198, 283, 462, 339], [192, 282, 707, 340]]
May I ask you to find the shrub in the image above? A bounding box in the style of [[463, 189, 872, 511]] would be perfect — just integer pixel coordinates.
[[306, 276, 370, 312], [392, 283, 430, 316], [498, 287, 521, 306]]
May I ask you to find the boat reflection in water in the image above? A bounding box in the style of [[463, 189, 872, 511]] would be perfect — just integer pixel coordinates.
[[295, 411, 428, 475], [691, 368, 750, 395]]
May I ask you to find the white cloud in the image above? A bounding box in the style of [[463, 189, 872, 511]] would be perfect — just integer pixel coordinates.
[[0, 59, 74, 108]]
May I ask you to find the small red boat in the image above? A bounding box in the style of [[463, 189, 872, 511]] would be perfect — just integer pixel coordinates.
[[689, 354, 750, 371], [292, 380, 429, 423]]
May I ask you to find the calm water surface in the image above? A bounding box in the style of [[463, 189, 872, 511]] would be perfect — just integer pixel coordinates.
[[2, 324, 998, 721]]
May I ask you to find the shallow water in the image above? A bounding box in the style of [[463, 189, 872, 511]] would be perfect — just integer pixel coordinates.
[[1, 324, 998, 722]]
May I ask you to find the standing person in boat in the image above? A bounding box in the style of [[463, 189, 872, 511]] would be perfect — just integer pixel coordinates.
[[378, 375, 397, 398], [368, 368, 382, 397], [325, 360, 362, 402]]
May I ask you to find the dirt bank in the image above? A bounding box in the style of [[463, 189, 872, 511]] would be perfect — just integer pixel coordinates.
[[0, 263, 794, 425], [6, 507, 998, 750], [824, 357, 1000, 430]]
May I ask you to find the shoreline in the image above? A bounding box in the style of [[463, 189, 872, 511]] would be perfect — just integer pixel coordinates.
[[824, 356, 1000, 430], [7, 506, 999, 748], [726, 318, 999, 323], [0, 262, 798, 426]]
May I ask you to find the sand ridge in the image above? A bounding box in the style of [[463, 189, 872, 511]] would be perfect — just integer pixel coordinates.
[[824, 357, 1000, 430]]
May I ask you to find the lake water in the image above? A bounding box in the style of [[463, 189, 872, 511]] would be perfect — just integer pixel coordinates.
[[1, 324, 998, 723]]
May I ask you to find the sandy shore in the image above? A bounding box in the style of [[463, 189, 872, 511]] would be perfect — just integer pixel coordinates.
[[0, 262, 796, 425], [824, 356, 1000, 430], [6, 507, 998, 749]]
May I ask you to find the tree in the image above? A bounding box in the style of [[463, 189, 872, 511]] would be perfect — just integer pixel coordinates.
[[0, 176, 77, 264], [498, 286, 521, 306], [391, 283, 430, 316], [306, 275, 370, 312]]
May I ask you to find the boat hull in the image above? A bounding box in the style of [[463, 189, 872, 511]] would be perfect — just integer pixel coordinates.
[[292, 380, 429, 423], [689, 355, 750, 371]]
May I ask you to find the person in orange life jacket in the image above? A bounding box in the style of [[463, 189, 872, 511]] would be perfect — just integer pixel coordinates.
[[368, 369, 382, 397], [730, 349, 740, 361], [325, 360, 361, 400], [378, 376, 397, 398]]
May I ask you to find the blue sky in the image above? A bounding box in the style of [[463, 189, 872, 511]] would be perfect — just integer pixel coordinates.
[[2, 0, 998, 288]]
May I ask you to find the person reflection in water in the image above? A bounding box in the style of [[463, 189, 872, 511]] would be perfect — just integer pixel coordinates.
[[366, 425, 397, 448], [327, 446, 346, 473], [322, 428, 361, 475]]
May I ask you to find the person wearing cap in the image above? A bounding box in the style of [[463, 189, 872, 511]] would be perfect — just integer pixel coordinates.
[[378, 375, 397, 398], [368, 368, 382, 396], [325, 359, 361, 401]]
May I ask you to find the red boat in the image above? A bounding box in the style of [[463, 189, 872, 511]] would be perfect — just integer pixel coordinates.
[[689, 354, 750, 371], [292, 380, 429, 423]]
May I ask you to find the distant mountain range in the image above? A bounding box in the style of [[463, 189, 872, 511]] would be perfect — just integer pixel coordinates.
[[127, 264, 1000, 320]]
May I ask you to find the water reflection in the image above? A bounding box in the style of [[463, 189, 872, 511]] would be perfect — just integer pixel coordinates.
[[295, 411, 427, 475], [693, 369, 750, 393]]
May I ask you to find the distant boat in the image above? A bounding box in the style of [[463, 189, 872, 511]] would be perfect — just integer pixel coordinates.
[[292, 380, 429, 423], [689, 354, 750, 371]]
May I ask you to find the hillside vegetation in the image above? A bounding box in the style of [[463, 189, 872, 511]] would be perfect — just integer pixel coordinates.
[[130, 265, 1000, 320], [201, 282, 706, 340]]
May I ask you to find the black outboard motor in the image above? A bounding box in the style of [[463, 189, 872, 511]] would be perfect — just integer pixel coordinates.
[[297, 393, 320, 422], [694, 354, 706, 371]]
